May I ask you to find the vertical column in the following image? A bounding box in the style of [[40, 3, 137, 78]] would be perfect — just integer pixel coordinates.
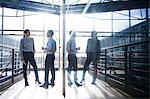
[[146, 8, 148, 38], [124, 46, 128, 90], [111, 11, 113, 46], [128, 10, 132, 85], [2, 7, 4, 35], [12, 49, 14, 83], [62, 0, 66, 97], [58, 15, 61, 69], [1, 7, 4, 68], [104, 49, 107, 82], [23, 10, 25, 30], [129, 10, 131, 43]]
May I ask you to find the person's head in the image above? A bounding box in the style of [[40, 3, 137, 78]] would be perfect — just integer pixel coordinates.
[[91, 31, 97, 38], [47, 30, 54, 37], [70, 31, 76, 39], [69, 30, 72, 35], [24, 29, 30, 37]]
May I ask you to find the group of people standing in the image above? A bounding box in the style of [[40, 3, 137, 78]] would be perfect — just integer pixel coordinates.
[[19, 29, 100, 89]]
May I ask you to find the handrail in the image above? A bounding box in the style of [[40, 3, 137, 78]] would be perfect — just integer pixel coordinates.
[[0, 44, 18, 50], [101, 40, 149, 50]]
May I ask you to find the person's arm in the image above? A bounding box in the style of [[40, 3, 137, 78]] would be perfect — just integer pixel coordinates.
[[19, 39, 23, 59], [97, 40, 101, 60], [20, 39, 24, 52], [32, 38, 35, 52], [86, 39, 90, 52]]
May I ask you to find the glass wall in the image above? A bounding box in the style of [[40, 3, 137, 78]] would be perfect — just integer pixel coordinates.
[[0, 6, 148, 68], [0, 1, 149, 98], [0, 8, 60, 69], [0, 7, 2, 31], [3, 8, 24, 30]]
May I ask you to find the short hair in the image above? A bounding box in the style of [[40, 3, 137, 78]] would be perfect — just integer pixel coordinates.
[[24, 29, 30, 33], [48, 30, 54, 36], [69, 30, 73, 35], [91, 31, 97, 37]]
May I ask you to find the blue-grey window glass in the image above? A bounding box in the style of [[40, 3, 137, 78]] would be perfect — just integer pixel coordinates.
[[131, 9, 146, 26], [148, 8, 150, 18], [113, 10, 129, 32], [0, 7, 2, 31]]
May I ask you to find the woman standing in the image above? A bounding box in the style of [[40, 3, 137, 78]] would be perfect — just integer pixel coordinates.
[[20, 29, 41, 86]]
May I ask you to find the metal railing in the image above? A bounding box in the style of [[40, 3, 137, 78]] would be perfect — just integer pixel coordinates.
[[0, 44, 23, 92], [89, 40, 149, 98]]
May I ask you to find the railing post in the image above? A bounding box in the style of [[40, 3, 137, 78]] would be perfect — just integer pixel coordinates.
[[128, 47, 132, 85], [124, 46, 128, 90], [12, 49, 14, 83], [104, 49, 107, 81]]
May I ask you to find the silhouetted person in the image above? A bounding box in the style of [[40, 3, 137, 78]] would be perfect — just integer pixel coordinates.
[[20, 29, 41, 86], [66, 31, 82, 87], [40, 30, 56, 89], [80, 31, 100, 85]]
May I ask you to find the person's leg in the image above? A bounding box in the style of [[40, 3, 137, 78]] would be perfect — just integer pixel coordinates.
[[45, 55, 50, 85], [22, 52, 29, 86], [73, 55, 81, 86], [28, 52, 40, 83], [67, 54, 73, 85], [50, 54, 55, 86], [73, 55, 78, 82], [40, 55, 49, 89], [81, 53, 92, 82], [92, 53, 97, 84]]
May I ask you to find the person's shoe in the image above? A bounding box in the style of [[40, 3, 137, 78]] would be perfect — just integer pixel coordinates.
[[25, 82, 29, 86], [25, 78, 29, 86], [74, 82, 82, 87], [49, 83, 55, 87], [68, 82, 73, 87], [35, 80, 41, 84], [80, 79, 85, 84], [91, 82, 96, 85], [40, 83, 48, 89]]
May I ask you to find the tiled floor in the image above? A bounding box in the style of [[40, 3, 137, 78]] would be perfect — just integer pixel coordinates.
[[0, 71, 132, 99]]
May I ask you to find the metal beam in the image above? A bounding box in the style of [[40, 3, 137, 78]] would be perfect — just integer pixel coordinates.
[[0, 0, 60, 14], [0, 0, 149, 14], [68, 0, 149, 14]]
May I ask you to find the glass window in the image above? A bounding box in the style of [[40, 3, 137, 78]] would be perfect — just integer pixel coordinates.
[[43, 13, 59, 31], [25, 11, 59, 31], [148, 8, 150, 18], [113, 20, 129, 32], [0, 7, 2, 30], [131, 9, 146, 26], [4, 8, 23, 16], [66, 14, 93, 31], [3, 35, 19, 48], [113, 10, 129, 20], [113, 10, 129, 32], [3, 31, 23, 35], [66, 13, 112, 32], [3, 8, 23, 30], [24, 12, 44, 30], [131, 9, 146, 19]]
